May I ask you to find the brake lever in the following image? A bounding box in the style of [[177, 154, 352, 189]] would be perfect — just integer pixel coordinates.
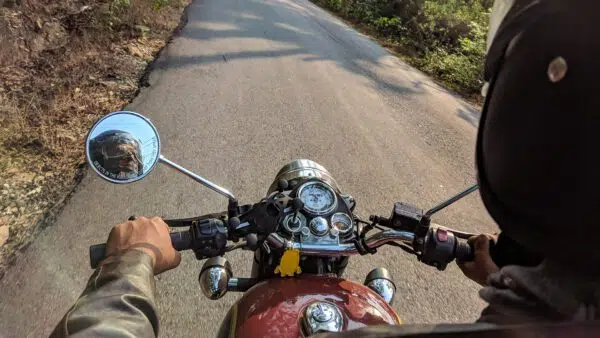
[[438, 225, 476, 240]]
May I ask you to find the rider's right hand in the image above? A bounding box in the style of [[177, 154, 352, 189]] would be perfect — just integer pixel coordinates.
[[104, 216, 181, 275], [457, 234, 499, 286]]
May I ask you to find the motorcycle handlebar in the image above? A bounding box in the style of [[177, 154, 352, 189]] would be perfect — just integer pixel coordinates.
[[89, 231, 192, 269], [265, 229, 416, 256], [266, 227, 474, 270], [89, 211, 475, 269]]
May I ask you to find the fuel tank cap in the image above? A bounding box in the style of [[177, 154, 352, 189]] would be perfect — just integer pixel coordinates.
[[302, 301, 343, 335]]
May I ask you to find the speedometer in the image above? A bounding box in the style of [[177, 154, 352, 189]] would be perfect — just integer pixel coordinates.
[[297, 181, 337, 215]]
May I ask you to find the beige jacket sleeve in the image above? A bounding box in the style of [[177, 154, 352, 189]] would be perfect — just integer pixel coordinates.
[[50, 250, 158, 338]]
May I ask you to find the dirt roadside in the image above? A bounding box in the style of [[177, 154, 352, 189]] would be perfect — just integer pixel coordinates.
[[0, 0, 191, 279]]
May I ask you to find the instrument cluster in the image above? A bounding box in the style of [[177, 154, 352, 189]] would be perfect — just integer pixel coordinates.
[[279, 180, 355, 245]]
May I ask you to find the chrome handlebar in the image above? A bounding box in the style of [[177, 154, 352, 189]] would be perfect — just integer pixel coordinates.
[[265, 230, 415, 256]]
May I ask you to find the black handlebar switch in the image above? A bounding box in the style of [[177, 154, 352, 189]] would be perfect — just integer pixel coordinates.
[[192, 219, 228, 260], [419, 227, 456, 271]]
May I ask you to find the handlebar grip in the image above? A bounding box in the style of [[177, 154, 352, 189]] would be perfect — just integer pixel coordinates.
[[455, 241, 474, 262], [89, 231, 192, 269], [89, 244, 107, 269], [171, 231, 192, 251]]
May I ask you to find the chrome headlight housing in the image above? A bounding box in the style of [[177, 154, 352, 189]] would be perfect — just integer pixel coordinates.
[[267, 159, 340, 195]]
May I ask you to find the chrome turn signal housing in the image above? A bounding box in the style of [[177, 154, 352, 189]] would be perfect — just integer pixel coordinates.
[[364, 267, 396, 305], [199, 257, 232, 300]]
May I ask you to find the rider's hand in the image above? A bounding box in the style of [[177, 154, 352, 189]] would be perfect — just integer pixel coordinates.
[[105, 216, 181, 275], [457, 234, 499, 286]]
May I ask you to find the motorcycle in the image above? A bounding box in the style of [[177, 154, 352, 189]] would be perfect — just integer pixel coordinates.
[[86, 111, 479, 337]]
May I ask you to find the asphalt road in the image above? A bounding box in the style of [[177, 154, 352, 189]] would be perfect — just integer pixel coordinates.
[[0, 0, 496, 336]]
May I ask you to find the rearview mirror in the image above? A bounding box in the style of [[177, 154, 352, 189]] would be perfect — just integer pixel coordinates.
[[85, 111, 236, 201], [86, 111, 160, 183]]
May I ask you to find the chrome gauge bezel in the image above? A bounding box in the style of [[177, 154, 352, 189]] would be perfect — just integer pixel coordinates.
[[331, 213, 353, 234], [297, 181, 338, 215], [309, 217, 329, 236]]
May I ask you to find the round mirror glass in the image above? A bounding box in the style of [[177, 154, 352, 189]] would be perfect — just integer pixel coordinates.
[[86, 111, 160, 183]]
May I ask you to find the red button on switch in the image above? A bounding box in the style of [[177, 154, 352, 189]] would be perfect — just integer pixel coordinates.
[[437, 229, 448, 242]]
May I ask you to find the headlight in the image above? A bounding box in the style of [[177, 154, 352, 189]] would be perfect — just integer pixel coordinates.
[[267, 159, 339, 194]]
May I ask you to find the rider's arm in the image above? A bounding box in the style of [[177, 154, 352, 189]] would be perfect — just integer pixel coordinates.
[[50, 250, 159, 337], [51, 217, 181, 338]]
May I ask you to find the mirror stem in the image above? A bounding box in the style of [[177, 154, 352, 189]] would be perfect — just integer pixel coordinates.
[[159, 155, 236, 201], [425, 184, 478, 217]]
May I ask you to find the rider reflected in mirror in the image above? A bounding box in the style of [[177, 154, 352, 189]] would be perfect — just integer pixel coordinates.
[[89, 130, 144, 181]]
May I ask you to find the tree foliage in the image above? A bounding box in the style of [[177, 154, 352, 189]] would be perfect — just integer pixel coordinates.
[[313, 0, 492, 95]]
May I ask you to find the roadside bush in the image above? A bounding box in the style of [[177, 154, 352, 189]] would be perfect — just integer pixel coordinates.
[[313, 0, 491, 96], [373, 16, 403, 36], [419, 19, 487, 93], [420, 48, 482, 93]]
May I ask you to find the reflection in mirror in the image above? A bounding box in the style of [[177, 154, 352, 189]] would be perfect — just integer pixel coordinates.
[[86, 111, 160, 183]]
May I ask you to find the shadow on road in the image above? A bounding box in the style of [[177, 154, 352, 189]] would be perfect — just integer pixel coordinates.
[[457, 102, 481, 127], [154, 0, 423, 97], [411, 79, 451, 95]]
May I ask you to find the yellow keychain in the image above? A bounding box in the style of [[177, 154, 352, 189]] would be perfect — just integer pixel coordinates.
[[275, 248, 302, 277]]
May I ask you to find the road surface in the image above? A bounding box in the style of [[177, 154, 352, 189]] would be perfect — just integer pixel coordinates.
[[0, 0, 495, 336]]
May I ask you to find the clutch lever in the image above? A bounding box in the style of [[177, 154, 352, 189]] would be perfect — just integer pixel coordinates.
[[165, 211, 228, 227]]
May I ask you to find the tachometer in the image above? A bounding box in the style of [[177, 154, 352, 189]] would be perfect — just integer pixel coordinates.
[[297, 181, 337, 215]]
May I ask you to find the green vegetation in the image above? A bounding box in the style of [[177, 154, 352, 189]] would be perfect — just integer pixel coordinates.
[[312, 0, 492, 97]]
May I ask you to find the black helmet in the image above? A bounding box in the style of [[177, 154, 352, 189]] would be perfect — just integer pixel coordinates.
[[89, 130, 144, 179], [477, 0, 600, 268]]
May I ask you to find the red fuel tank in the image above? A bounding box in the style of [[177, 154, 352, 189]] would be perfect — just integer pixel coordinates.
[[217, 275, 401, 338]]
